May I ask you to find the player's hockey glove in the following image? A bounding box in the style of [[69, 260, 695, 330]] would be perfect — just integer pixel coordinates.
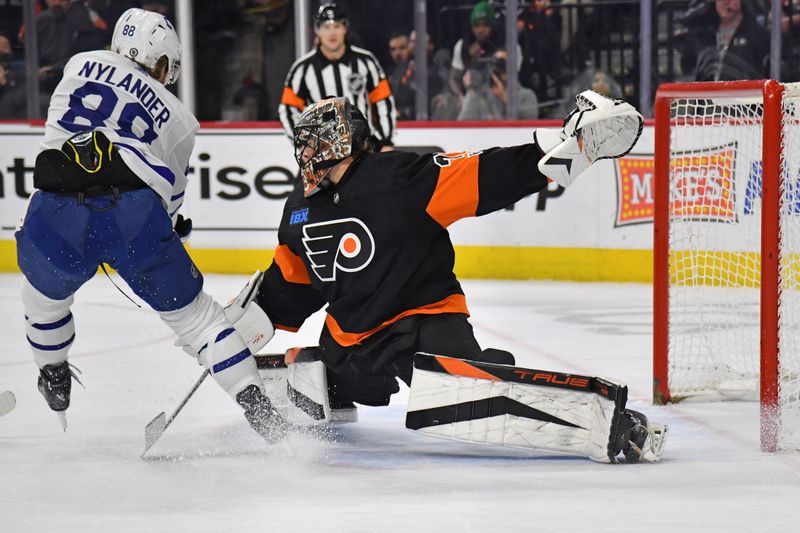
[[174, 214, 192, 244]]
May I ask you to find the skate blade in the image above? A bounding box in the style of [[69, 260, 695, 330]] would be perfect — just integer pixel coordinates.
[[640, 422, 668, 463], [56, 411, 67, 432]]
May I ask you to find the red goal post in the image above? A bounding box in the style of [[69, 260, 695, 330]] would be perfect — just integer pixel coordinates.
[[653, 80, 800, 452]]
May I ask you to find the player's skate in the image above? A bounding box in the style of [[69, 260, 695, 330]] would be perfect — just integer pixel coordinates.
[[536, 90, 643, 187], [37, 361, 83, 431], [236, 384, 294, 442], [612, 409, 668, 463]]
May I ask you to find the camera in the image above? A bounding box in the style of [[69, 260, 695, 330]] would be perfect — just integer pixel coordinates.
[[467, 56, 506, 91]]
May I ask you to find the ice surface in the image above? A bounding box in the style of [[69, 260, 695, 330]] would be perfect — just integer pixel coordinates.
[[1, 273, 799, 532]]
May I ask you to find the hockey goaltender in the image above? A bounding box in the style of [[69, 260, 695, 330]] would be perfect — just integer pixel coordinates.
[[212, 91, 667, 464]]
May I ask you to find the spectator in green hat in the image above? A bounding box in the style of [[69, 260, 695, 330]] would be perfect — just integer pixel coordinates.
[[448, 2, 522, 105]]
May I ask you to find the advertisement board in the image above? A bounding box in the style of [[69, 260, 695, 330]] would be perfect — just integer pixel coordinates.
[[0, 122, 673, 280]]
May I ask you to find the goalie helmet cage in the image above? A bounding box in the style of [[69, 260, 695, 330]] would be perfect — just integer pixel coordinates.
[[653, 79, 800, 452]]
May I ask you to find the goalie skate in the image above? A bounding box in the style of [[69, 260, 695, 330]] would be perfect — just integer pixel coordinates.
[[615, 409, 668, 463], [537, 90, 643, 187]]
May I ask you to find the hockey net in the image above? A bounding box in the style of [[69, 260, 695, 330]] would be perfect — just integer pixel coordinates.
[[653, 80, 800, 451]]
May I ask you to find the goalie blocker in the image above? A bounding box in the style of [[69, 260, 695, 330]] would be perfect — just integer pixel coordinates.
[[407, 353, 667, 463]]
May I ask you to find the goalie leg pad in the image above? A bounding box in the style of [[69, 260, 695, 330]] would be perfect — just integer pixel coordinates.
[[176, 271, 275, 359], [407, 353, 666, 463], [281, 348, 357, 424], [227, 302, 274, 356], [160, 291, 262, 399], [286, 358, 357, 424], [223, 270, 275, 355]]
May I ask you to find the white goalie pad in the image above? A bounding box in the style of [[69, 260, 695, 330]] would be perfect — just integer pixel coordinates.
[[254, 351, 357, 425], [287, 359, 332, 424], [177, 271, 275, 360], [223, 270, 274, 355], [407, 353, 627, 463]]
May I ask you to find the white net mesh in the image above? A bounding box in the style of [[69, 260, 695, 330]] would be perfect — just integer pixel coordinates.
[[666, 83, 800, 450], [778, 84, 800, 448]]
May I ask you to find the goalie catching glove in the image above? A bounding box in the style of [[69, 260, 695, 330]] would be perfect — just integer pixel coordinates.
[[536, 89, 643, 188]]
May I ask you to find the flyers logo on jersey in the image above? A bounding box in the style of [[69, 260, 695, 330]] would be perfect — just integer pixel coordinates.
[[301, 218, 375, 282]]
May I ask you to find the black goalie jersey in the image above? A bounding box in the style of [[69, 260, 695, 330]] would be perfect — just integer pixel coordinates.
[[255, 144, 549, 350]]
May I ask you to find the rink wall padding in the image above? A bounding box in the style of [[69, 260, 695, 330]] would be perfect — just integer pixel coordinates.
[[0, 240, 653, 282], [1, 121, 664, 282]]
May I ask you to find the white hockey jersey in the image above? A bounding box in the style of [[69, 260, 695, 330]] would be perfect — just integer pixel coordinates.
[[42, 50, 199, 221]]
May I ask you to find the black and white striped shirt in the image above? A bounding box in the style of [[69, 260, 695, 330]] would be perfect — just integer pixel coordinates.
[[279, 44, 396, 145]]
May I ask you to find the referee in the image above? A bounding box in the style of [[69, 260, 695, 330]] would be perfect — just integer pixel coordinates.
[[278, 3, 396, 148]]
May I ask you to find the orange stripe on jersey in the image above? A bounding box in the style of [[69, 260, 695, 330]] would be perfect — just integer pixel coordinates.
[[274, 244, 311, 285], [325, 293, 469, 347], [435, 356, 501, 381], [425, 153, 480, 228], [368, 79, 392, 104], [281, 87, 306, 110], [275, 324, 300, 332]]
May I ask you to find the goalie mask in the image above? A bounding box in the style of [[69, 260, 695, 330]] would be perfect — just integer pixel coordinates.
[[293, 97, 369, 197], [111, 8, 181, 85]]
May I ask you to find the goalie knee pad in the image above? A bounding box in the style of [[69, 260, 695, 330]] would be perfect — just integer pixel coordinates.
[[406, 353, 667, 463]]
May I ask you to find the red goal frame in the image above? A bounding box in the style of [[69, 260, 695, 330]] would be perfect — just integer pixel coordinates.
[[653, 80, 785, 452]]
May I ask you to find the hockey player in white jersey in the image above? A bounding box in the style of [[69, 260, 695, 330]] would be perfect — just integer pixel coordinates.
[[14, 8, 286, 440]]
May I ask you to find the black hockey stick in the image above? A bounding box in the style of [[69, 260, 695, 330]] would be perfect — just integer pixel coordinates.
[[143, 369, 209, 456]]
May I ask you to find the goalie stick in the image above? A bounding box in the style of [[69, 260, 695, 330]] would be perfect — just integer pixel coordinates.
[[142, 354, 289, 456], [0, 391, 16, 417]]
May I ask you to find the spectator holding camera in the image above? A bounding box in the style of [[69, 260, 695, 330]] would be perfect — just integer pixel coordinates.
[[450, 2, 503, 97], [457, 50, 539, 120]]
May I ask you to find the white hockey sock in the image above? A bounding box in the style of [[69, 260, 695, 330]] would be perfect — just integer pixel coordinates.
[[22, 279, 75, 368]]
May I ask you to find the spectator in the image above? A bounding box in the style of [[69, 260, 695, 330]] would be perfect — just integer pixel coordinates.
[[387, 31, 413, 119], [141, 0, 172, 17], [457, 50, 539, 120], [778, 0, 800, 80], [0, 59, 28, 119], [548, 64, 622, 119], [33, 0, 105, 93], [388, 30, 448, 120], [387, 30, 411, 74], [450, 1, 504, 97], [518, 0, 561, 99], [278, 2, 395, 147], [0, 32, 11, 56], [690, 0, 770, 81]]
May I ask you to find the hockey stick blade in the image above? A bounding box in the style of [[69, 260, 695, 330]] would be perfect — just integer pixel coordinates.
[[143, 412, 167, 454], [0, 391, 16, 417], [142, 369, 209, 457]]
